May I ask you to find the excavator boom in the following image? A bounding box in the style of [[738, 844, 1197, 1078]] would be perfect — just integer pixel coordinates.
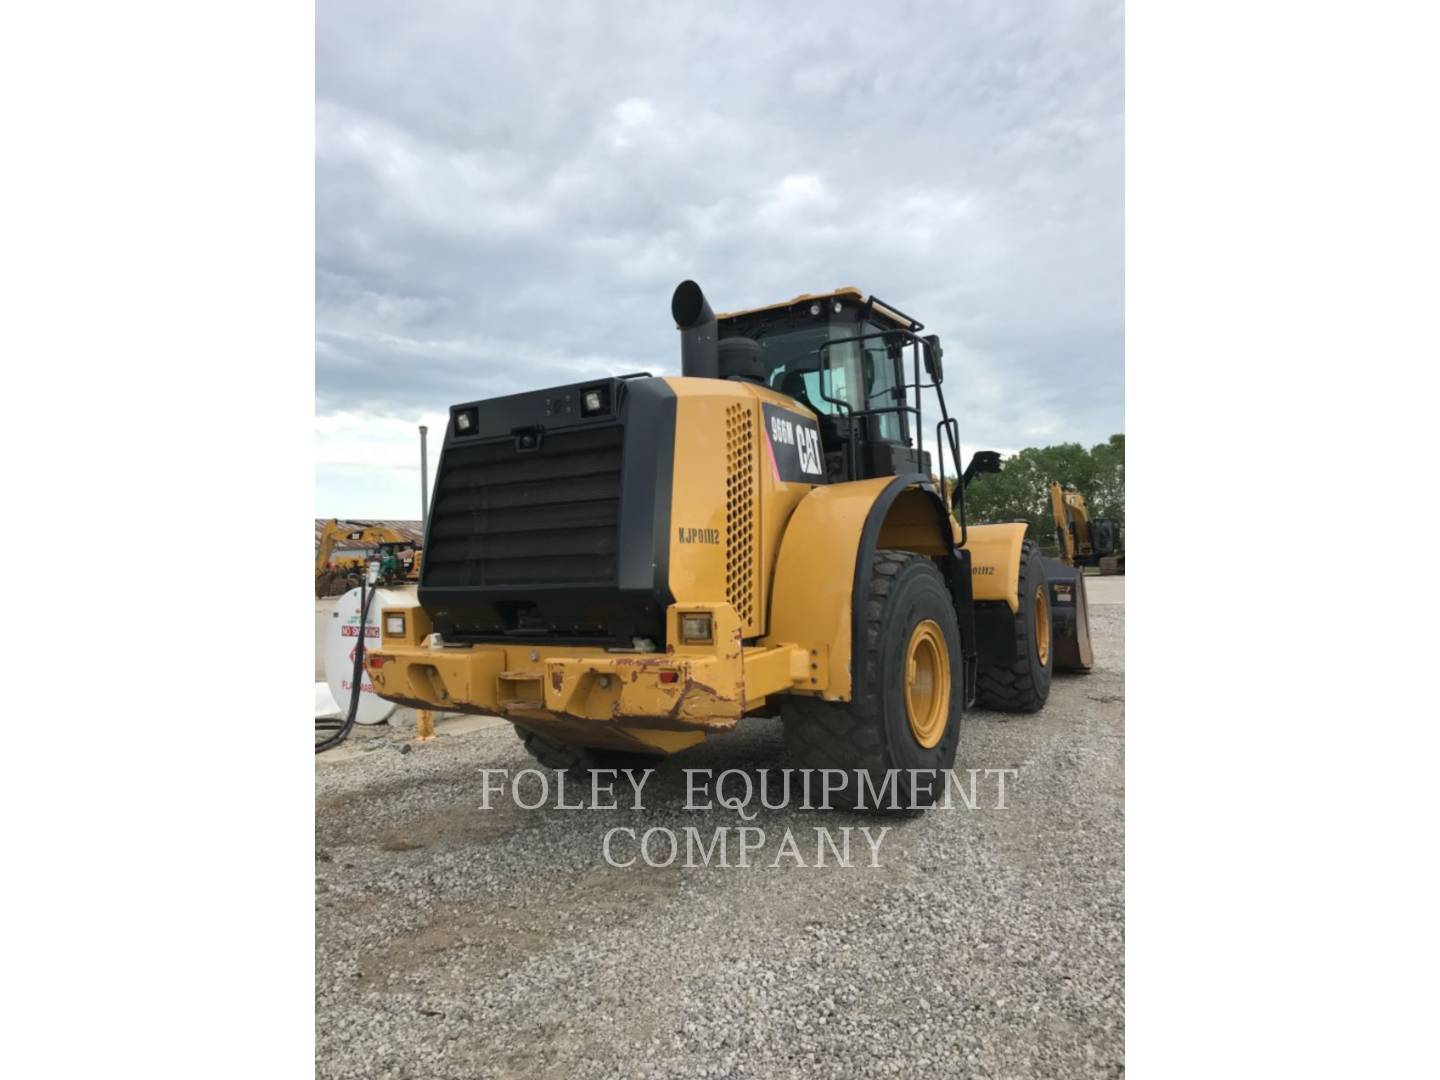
[[1049, 483, 1122, 575], [315, 520, 423, 596]]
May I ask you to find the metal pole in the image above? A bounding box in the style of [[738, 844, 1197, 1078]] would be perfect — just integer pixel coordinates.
[[418, 425, 429, 531]]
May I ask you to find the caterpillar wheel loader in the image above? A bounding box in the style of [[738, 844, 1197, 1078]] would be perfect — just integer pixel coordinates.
[[1049, 483, 1125, 576], [366, 281, 1093, 809]]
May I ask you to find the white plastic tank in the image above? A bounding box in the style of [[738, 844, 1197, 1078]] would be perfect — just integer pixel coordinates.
[[323, 586, 411, 725]]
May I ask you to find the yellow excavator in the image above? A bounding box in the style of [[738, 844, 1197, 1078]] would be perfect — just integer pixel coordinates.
[[1049, 483, 1124, 575], [363, 281, 1094, 809], [315, 520, 422, 597]]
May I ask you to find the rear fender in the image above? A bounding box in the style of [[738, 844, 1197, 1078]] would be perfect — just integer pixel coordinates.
[[764, 474, 972, 702]]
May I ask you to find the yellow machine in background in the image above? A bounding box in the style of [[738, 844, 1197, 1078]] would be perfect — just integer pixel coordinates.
[[1049, 483, 1124, 576], [315, 520, 422, 597], [366, 281, 1092, 809]]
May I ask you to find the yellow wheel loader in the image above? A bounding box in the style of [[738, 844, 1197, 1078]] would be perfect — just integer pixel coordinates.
[[366, 282, 1092, 808]]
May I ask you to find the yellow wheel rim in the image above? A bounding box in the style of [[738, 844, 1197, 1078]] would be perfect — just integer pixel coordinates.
[[1033, 584, 1051, 666], [904, 619, 951, 749]]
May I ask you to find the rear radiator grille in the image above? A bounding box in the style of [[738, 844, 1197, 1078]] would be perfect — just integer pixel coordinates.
[[424, 426, 623, 587], [725, 403, 758, 632]]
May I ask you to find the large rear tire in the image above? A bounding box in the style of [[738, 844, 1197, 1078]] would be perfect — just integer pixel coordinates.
[[782, 550, 963, 811], [975, 540, 1053, 712], [514, 725, 663, 777]]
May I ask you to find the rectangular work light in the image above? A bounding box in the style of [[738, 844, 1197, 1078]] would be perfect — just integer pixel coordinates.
[[679, 612, 713, 644], [580, 384, 611, 417]]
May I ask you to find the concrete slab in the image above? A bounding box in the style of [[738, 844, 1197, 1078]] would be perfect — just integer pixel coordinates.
[[434, 713, 508, 737], [315, 597, 337, 680], [1085, 574, 1126, 605]]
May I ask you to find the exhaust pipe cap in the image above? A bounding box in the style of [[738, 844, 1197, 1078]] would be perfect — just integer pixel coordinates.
[[671, 279, 712, 328]]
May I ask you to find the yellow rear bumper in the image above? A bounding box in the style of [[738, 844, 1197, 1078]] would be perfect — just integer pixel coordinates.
[[365, 603, 828, 753]]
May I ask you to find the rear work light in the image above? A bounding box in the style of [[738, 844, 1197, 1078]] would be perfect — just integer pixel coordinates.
[[679, 613, 713, 644], [454, 407, 478, 435], [579, 384, 611, 417]]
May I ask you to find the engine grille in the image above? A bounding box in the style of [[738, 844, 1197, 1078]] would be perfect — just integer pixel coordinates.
[[725, 402, 758, 633], [424, 425, 623, 587]]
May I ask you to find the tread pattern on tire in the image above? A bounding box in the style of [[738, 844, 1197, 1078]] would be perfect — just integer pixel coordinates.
[[515, 726, 658, 776], [974, 539, 1049, 713], [782, 550, 942, 809]]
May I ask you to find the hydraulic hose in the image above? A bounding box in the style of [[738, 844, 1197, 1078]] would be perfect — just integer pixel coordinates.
[[315, 576, 377, 754]]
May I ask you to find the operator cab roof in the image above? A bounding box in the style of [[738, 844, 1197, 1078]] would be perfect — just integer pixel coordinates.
[[717, 288, 922, 332]]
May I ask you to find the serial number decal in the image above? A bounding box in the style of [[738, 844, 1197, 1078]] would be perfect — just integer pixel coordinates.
[[972, 566, 994, 575], [761, 403, 826, 484], [678, 527, 721, 545]]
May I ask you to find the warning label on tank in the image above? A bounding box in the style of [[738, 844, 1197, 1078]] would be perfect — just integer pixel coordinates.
[[761, 403, 826, 485]]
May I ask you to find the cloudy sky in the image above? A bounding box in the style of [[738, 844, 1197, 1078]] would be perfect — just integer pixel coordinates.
[[316, 0, 1123, 518]]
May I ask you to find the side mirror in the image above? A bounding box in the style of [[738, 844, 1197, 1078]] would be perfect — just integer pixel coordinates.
[[962, 450, 1002, 488], [922, 334, 944, 384]]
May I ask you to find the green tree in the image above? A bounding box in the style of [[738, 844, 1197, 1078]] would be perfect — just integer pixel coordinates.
[[1087, 433, 1125, 523], [954, 434, 1125, 556]]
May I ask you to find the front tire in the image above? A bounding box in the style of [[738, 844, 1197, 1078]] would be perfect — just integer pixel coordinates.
[[782, 550, 963, 811], [974, 540, 1053, 712]]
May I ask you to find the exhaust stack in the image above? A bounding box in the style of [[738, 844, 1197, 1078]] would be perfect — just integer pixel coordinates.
[[671, 279, 718, 379]]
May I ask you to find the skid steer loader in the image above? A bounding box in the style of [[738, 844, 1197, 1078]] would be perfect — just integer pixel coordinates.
[[366, 282, 1092, 808]]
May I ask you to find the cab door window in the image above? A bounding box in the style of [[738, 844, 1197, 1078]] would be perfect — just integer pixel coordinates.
[[861, 323, 908, 442]]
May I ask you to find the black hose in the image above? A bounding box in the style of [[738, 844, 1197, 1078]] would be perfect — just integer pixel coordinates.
[[316, 577, 377, 754]]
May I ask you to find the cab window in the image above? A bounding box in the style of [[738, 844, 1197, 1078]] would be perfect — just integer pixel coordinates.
[[734, 311, 911, 445], [860, 323, 907, 442], [757, 322, 864, 416]]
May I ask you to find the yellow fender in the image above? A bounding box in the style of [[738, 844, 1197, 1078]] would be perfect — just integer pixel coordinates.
[[963, 522, 1028, 613], [763, 475, 961, 702]]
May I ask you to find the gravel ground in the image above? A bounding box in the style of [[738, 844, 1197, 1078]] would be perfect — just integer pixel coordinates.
[[316, 603, 1124, 1079]]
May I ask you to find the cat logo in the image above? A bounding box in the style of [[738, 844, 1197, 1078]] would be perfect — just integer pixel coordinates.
[[761, 404, 827, 483], [796, 425, 823, 475]]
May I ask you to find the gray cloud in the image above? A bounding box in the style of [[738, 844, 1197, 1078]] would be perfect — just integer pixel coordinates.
[[317, 0, 1122, 460]]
